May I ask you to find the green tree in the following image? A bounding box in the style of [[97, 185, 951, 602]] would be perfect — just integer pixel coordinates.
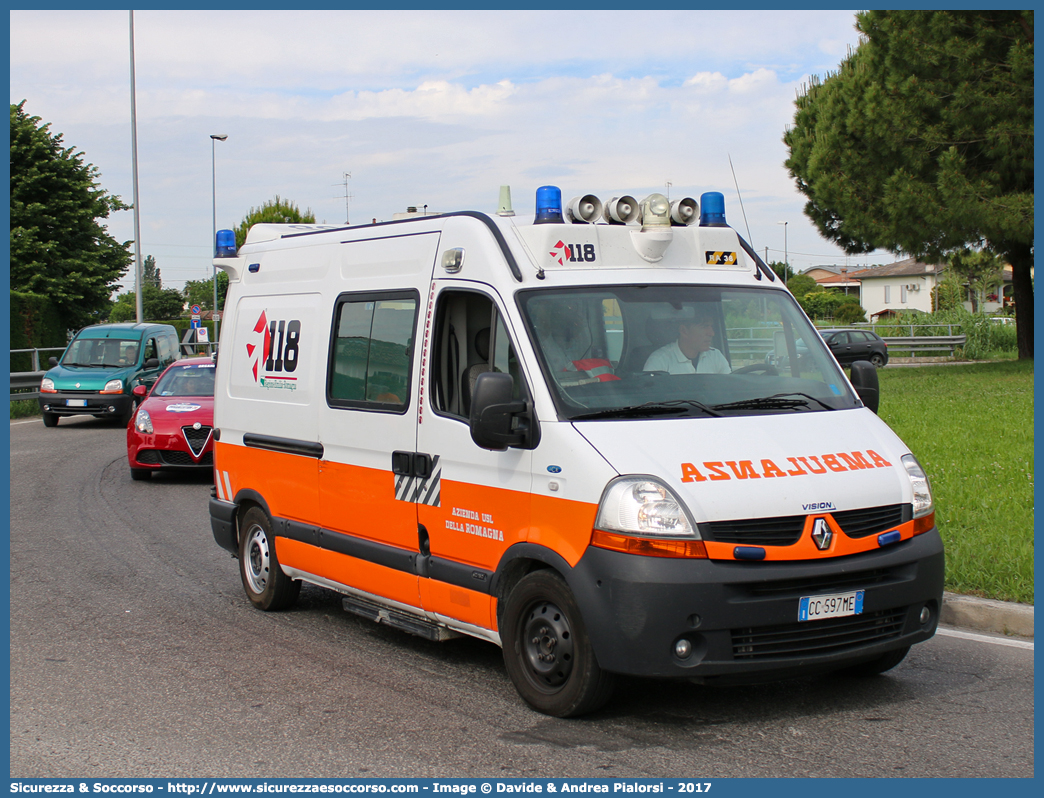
[[932, 275, 966, 312], [183, 272, 230, 312], [785, 273, 818, 299], [10, 101, 131, 331], [769, 260, 794, 282], [142, 254, 161, 288], [234, 195, 316, 248], [948, 249, 1005, 313], [784, 11, 1033, 358], [108, 284, 185, 322]]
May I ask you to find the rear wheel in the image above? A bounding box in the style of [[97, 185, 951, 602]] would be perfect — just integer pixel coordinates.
[[130, 468, 152, 481], [501, 570, 615, 717], [870, 352, 886, 368], [42, 412, 59, 427], [238, 506, 301, 611], [841, 645, 910, 676]]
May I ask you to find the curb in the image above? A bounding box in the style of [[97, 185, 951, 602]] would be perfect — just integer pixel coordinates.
[[941, 592, 1034, 639]]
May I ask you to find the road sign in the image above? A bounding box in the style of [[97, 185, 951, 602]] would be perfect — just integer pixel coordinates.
[[191, 305, 202, 315]]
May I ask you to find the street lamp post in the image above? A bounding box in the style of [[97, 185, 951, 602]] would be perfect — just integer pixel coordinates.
[[777, 220, 789, 286], [210, 134, 228, 347]]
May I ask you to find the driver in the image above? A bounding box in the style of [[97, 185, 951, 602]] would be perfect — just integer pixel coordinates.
[[644, 305, 731, 374]]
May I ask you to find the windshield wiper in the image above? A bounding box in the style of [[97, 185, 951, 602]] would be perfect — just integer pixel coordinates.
[[712, 392, 836, 412], [571, 399, 722, 420]]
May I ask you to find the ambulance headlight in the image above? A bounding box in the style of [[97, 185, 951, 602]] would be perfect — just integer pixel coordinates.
[[134, 408, 154, 435], [902, 454, 934, 518], [596, 477, 697, 538]]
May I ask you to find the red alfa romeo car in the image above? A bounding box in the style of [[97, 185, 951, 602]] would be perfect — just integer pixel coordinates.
[[127, 356, 216, 480]]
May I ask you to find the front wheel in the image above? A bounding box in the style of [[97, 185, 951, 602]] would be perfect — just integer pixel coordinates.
[[130, 468, 151, 481], [501, 570, 615, 717], [238, 506, 301, 611], [42, 412, 58, 427]]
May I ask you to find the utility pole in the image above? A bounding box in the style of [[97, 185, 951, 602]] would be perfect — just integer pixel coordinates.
[[343, 172, 352, 224], [129, 11, 143, 323]]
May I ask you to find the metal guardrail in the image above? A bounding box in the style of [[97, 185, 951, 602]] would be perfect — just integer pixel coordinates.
[[880, 335, 967, 356]]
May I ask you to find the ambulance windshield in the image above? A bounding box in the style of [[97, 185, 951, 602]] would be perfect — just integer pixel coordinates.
[[519, 285, 861, 419]]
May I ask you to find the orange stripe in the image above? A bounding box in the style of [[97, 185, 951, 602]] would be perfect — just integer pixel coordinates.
[[419, 579, 497, 630], [320, 459, 418, 551], [278, 537, 422, 609], [215, 441, 317, 523]]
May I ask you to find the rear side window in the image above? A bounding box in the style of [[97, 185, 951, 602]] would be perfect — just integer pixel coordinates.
[[328, 290, 418, 411]]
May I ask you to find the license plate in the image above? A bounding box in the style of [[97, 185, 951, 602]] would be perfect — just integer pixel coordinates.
[[65, 399, 87, 407], [799, 589, 864, 621]]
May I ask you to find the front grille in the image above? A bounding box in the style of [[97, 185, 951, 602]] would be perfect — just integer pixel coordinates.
[[832, 504, 907, 538], [732, 608, 907, 660], [182, 425, 213, 457], [702, 503, 910, 547], [159, 450, 213, 466], [702, 515, 805, 546], [739, 566, 908, 598]]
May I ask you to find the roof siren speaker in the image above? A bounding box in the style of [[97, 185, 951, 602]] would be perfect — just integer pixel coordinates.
[[566, 194, 603, 224], [602, 196, 639, 224], [670, 197, 699, 226]]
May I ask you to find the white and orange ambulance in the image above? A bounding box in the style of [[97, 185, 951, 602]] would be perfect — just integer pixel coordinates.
[[209, 186, 943, 717]]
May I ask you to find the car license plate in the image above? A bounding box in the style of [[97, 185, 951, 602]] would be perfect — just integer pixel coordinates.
[[65, 399, 87, 407], [799, 590, 864, 621]]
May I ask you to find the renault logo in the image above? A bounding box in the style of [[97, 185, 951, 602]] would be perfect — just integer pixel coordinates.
[[811, 518, 833, 550]]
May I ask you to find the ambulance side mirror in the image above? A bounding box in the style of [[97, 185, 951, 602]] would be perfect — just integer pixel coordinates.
[[849, 360, 879, 414], [469, 372, 539, 450]]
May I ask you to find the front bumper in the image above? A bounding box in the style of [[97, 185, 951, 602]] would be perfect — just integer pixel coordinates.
[[565, 528, 945, 680], [40, 393, 133, 419]]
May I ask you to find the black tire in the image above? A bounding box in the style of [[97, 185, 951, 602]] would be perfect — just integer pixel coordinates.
[[870, 353, 886, 368], [42, 412, 59, 427], [238, 505, 301, 611], [841, 645, 910, 676], [130, 468, 152, 481], [119, 406, 135, 427], [501, 570, 615, 717]]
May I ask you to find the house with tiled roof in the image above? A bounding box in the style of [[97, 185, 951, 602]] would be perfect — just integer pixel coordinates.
[[848, 258, 943, 319]]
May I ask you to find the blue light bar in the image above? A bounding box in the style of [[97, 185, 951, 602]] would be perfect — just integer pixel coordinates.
[[534, 185, 564, 225], [215, 229, 237, 258], [699, 192, 727, 226]]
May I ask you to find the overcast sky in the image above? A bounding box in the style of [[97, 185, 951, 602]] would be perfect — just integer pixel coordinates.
[[10, 9, 896, 293]]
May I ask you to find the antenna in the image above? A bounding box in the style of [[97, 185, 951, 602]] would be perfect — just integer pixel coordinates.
[[342, 172, 353, 224], [665, 180, 672, 201], [728, 154, 754, 247]]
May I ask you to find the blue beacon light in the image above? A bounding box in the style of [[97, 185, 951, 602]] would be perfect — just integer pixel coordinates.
[[215, 229, 237, 258], [535, 185, 564, 224], [699, 192, 727, 226]]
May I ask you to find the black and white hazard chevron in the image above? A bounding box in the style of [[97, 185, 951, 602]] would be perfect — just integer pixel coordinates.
[[395, 454, 441, 507]]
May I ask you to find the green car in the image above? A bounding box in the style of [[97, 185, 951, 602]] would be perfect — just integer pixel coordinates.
[[38, 323, 181, 427]]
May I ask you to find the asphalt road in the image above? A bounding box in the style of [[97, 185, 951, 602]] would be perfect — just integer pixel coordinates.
[[8, 415, 1035, 778]]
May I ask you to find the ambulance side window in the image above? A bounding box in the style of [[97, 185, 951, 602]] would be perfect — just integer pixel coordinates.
[[327, 290, 418, 412], [430, 290, 523, 419]]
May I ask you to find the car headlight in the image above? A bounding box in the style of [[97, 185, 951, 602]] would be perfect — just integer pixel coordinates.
[[902, 454, 934, 518], [101, 378, 124, 394], [134, 408, 154, 434], [596, 477, 698, 538], [40, 378, 55, 393]]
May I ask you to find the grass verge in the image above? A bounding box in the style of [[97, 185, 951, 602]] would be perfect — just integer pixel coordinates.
[[878, 360, 1034, 604]]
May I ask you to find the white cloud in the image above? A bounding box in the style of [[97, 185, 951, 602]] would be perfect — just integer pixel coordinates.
[[10, 9, 894, 290]]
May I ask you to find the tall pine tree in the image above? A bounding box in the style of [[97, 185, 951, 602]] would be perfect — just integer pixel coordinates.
[[784, 11, 1033, 358]]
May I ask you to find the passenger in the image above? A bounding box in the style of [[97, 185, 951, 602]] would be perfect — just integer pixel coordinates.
[[644, 306, 730, 374]]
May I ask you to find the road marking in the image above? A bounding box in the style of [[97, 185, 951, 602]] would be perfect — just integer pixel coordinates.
[[10, 418, 41, 426], [937, 626, 1033, 650]]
